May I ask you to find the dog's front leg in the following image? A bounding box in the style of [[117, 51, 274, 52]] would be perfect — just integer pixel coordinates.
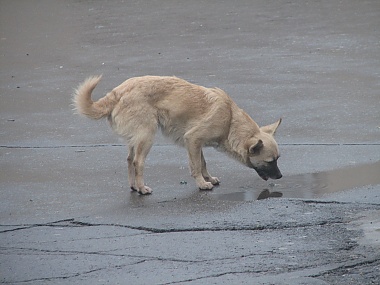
[[201, 150, 220, 185], [185, 138, 213, 190]]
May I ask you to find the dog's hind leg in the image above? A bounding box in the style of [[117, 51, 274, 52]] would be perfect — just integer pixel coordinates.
[[201, 150, 220, 185], [127, 146, 137, 191], [131, 133, 155, 195]]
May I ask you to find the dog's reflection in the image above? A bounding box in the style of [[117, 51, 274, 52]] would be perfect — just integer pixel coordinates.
[[257, 189, 283, 200]]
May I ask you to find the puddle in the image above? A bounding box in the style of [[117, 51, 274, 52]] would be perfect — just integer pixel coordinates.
[[213, 161, 380, 201]]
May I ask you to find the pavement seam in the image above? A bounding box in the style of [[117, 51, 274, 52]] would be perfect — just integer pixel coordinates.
[[1, 143, 380, 149]]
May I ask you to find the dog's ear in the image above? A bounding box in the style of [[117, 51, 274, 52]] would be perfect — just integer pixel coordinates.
[[248, 139, 264, 154], [260, 118, 282, 136]]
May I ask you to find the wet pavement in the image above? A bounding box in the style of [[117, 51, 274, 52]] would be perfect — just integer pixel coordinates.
[[1, 0, 380, 284], [213, 160, 380, 201]]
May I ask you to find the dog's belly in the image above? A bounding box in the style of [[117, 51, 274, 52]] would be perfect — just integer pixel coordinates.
[[204, 141, 220, 148], [159, 124, 186, 146]]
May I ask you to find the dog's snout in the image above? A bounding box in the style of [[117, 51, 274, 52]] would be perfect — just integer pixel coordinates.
[[273, 167, 282, 179], [269, 171, 282, 180], [266, 161, 282, 180], [269, 165, 282, 180]]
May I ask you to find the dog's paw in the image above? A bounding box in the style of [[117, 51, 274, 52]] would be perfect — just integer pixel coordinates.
[[198, 181, 214, 190], [138, 186, 153, 195], [206, 176, 220, 185]]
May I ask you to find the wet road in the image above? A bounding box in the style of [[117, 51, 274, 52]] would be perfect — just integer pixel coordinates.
[[1, 0, 380, 284]]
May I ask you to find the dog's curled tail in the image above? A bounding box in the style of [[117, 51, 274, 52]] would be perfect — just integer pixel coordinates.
[[73, 75, 120, 120]]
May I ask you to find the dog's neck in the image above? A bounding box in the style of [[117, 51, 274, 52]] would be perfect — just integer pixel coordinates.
[[220, 104, 260, 167]]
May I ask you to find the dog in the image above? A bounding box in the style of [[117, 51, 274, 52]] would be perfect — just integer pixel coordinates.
[[73, 75, 282, 194]]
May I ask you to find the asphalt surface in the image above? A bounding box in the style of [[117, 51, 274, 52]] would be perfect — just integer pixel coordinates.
[[1, 0, 380, 284]]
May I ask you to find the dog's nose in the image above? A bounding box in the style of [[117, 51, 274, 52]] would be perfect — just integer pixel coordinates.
[[274, 172, 282, 179]]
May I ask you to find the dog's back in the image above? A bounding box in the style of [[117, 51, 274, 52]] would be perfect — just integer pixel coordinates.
[[105, 76, 233, 146]]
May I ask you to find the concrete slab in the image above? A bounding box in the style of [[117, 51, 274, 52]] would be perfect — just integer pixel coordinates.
[[1, 0, 380, 284]]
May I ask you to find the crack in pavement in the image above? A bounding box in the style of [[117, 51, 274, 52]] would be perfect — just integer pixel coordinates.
[[7, 252, 373, 285], [157, 256, 380, 285], [0, 248, 274, 284], [1, 246, 272, 263], [309, 256, 380, 278], [2, 218, 376, 284], [301, 199, 380, 207], [3, 246, 376, 285], [0, 217, 346, 234], [1, 246, 128, 257], [158, 269, 264, 285], [0, 262, 139, 284], [0, 219, 81, 233], [0, 251, 343, 285]]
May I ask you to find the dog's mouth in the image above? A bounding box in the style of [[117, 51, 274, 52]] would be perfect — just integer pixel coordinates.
[[258, 173, 269, 181], [255, 168, 282, 181], [254, 169, 269, 181]]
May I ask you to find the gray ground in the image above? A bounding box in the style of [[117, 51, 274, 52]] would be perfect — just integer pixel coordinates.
[[1, 0, 380, 284]]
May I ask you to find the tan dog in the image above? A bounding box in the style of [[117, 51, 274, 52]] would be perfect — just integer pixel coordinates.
[[73, 76, 282, 194]]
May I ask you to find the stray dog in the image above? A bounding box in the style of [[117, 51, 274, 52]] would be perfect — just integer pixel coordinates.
[[73, 76, 282, 194]]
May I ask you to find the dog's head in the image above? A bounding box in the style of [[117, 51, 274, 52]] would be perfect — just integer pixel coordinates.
[[246, 119, 282, 180]]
